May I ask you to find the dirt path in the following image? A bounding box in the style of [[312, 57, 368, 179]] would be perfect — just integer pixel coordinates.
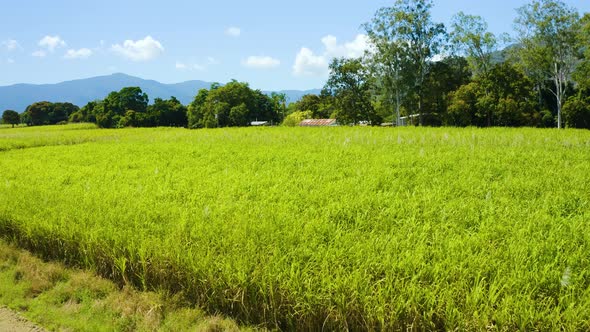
[[0, 307, 45, 332]]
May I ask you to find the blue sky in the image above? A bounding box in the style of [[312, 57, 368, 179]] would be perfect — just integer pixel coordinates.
[[1, 0, 589, 90]]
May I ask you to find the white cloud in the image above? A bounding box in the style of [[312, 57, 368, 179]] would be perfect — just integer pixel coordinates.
[[322, 34, 369, 58], [175, 61, 206, 71], [2, 39, 21, 51], [292, 34, 371, 77], [6, 58, 15, 64], [225, 27, 241, 37], [242, 56, 280, 69], [111, 36, 164, 61], [64, 48, 93, 59], [293, 47, 329, 77], [431, 53, 446, 62], [39, 35, 66, 52], [32, 50, 47, 57]]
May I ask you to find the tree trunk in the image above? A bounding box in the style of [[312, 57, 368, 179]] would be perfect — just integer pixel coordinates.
[[396, 90, 401, 126], [555, 62, 565, 129], [487, 102, 492, 127], [557, 97, 562, 129], [418, 95, 423, 126]]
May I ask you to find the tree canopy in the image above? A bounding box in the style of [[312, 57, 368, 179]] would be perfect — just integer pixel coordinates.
[[188, 81, 280, 128], [22, 102, 79, 126], [324, 58, 382, 125], [2, 110, 20, 127], [514, 0, 581, 128]]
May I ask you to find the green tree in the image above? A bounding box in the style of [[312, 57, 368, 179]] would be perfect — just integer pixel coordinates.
[[207, 83, 241, 126], [448, 63, 539, 127], [161, 97, 188, 127], [118, 110, 140, 128], [93, 93, 120, 128], [393, 0, 446, 125], [2, 110, 20, 127], [92, 87, 149, 128], [144, 97, 188, 127], [51, 102, 79, 124], [423, 56, 472, 125], [488, 63, 539, 127], [317, 90, 338, 118], [448, 82, 479, 126], [270, 92, 287, 122], [24, 101, 53, 126], [93, 102, 117, 128], [212, 101, 230, 127], [288, 94, 335, 119], [252, 90, 280, 124], [292, 94, 321, 115], [449, 13, 501, 126], [229, 103, 249, 126], [364, 8, 410, 126], [450, 12, 498, 78], [574, 13, 590, 93], [563, 96, 590, 129], [365, 0, 445, 126], [187, 81, 280, 128], [187, 88, 210, 128], [20, 112, 31, 126], [118, 87, 149, 114], [206, 81, 254, 127], [70, 101, 98, 123], [325, 58, 382, 125], [282, 111, 313, 126], [514, 0, 580, 128]]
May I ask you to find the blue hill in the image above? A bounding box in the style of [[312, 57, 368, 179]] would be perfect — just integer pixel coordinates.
[[0, 73, 320, 112]]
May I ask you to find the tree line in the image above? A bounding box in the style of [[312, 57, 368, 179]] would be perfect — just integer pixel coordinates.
[[2, 102, 79, 127], [70, 87, 188, 128], [2, 0, 589, 129], [311, 0, 590, 128], [2, 82, 288, 129]]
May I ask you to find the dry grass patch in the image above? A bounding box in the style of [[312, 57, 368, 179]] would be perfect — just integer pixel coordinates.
[[0, 240, 255, 331]]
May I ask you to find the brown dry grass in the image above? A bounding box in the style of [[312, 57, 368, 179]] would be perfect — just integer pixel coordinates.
[[0, 240, 254, 331]]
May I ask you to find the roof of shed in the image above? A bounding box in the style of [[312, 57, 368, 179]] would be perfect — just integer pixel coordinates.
[[299, 119, 337, 126], [251, 121, 269, 126]]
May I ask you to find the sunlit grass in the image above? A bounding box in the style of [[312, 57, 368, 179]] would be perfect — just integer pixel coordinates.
[[0, 123, 128, 151], [0, 124, 589, 330]]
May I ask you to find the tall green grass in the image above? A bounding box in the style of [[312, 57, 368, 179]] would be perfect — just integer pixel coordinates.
[[0, 123, 121, 151], [1, 125, 589, 330]]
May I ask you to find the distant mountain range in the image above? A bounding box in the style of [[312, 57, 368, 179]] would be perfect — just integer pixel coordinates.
[[0, 73, 321, 112]]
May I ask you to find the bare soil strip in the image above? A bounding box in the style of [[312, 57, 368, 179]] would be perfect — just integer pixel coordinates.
[[0, 307, 46, 332]]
